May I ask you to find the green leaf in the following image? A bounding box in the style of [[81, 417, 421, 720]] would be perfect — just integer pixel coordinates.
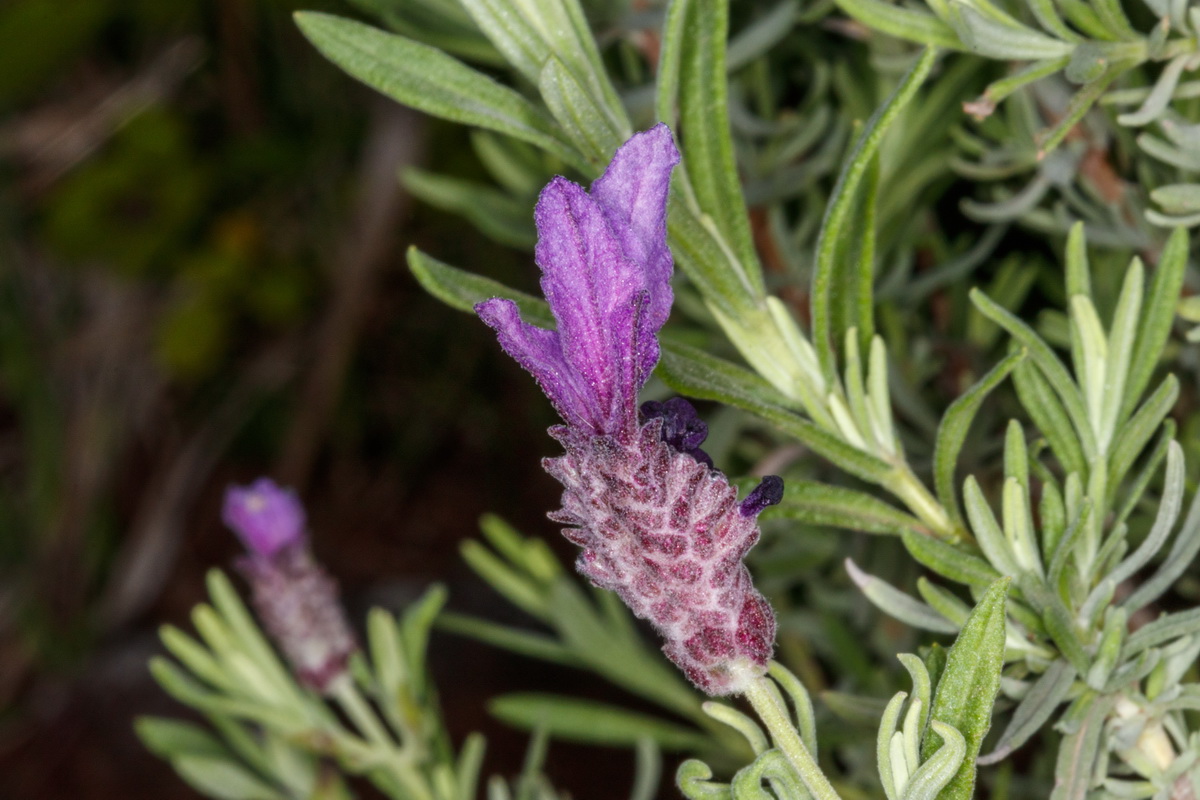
[[1049, 694, 1114, 800], [901, 530, 1002, 589], [136, 717, 230, 761], [657, 343, 893, 483], [436, 612, 579, 665], [406, 247, 552, 326], [812, 48, 937, 380], [400, 584, 447, 698], [489, 693, 709, 751], [1124, 607, 1200, 658], [977, 659, 1075, 764], [1011, 358, 1087, 477], [922, 577, 1009, 800], [293, 13, 581, 168], [933, 348, 1025, 524], [1123, 227, 1188, 419], [972, 289, 1095, 462], [1108, 376, 1178, 497], [402, 169, 535, 248], [764, 480, 928, 536], [1124, 486, 1200, 613], [172, 755, 283, 800], [835, 0, 962, 47], [539, 54, 625, 165], [846, 559, 959, 634], [676, 0, 763, 296]]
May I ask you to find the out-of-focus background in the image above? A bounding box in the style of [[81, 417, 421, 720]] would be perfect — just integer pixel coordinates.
[[0, 1, 640, 796]]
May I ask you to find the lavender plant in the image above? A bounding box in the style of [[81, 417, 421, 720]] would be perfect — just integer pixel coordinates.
[[141, 0, 1200, 798]]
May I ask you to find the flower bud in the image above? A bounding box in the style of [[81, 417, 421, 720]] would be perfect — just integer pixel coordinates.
[[223, 479, 356, 692]]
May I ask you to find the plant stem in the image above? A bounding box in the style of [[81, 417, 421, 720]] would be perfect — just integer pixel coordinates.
[[743, 674, 843, 800], [331, 676, 433, 800]]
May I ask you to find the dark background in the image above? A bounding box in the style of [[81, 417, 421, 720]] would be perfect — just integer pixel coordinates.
[[0, 1, 644, 796]]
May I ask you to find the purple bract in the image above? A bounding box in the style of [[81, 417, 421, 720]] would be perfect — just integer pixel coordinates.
[[476, 125, 780, 695], [222, 478, 306, 559]]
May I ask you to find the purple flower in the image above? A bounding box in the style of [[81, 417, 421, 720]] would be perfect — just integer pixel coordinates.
[[475, 126, 781, 695], [222, 478, 306, 559], [222, 478, 356, 692]]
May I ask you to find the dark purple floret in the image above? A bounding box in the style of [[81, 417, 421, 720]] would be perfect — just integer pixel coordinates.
[[641, 397, 713, 467], [739, 476, 784, 518]]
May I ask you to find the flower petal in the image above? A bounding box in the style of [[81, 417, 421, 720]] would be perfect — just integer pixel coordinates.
[[590, 122, 680, 377], [476, 297, 596, 430], [534, 177, 645, 435]]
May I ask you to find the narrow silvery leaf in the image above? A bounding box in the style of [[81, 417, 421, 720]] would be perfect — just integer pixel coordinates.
[[921, 578, 1009, 800], [878, 691, 910, 800], [901, 530, 1002, 589], [947, 4, 1073, 59], [172, 755, 287, 800], [1124, 481, 1200, 612], [408, 248, 553, 327], [1085, 607, 1126, 690], [676, 0, 764, 296], [490, 694, 709, 751], [971, 289, 1096, 461], [1123, 227, 1188, 419], [932, 349, 1024, 524], [765, 480, 928, 536], [1151, 183, 1200, 214], [702, 702, 770, 754], [812, 48, 936, 379], [657, 343, 894, 483], [1049, 695, 1114, 800], [1011, 359, 1087, 477], [399, 585, 446, 698], [1003, 420, 1029, 492], [835, 0, 962, 47], [160, 626, 230, 690], [1002, 478, 1043, 578], [294, 13, 582, 169], [539, 55, 626, 166], [868, 337, 896, 454], [1124, 607, 1200, 658], [897, 654, 934, 733], [1069, 295, 1107, 441], [458, 0, 624, 128], [1104, 442, 1184, 588], [963, 477, 1022, 578], [846, 559, 960, 634], [1108, 376, 1179, 498], [136, 717, 231, 762], [978, 659, 1075, 764], [1098, 261, 1144, 447], [675, 760, 731, 799], [902, 721, 966, 800], [918, 579, 970, 627], [1118, 54, 1191, 126]]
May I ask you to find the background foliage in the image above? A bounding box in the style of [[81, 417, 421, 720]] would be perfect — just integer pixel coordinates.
[[3, 0, 1199, 798]]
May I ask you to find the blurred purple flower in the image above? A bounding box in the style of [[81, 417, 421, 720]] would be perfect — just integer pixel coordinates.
[[222, 478, 306, 559], [223, 478, 356, 692], [476, 125, 781, 695]]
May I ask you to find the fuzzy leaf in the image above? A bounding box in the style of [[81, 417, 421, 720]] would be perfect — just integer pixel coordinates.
[[489, 694, 708, 751], [294, 13, 580, 167], [922, 578, 1009, 800]]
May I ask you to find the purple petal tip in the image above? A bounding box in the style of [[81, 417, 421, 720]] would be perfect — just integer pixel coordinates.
[[739, 476, 784, 518], [223, 478, 306, 558]]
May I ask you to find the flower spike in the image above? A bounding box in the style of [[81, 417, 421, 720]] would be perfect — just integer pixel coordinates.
[[476, 126, 779, 695]]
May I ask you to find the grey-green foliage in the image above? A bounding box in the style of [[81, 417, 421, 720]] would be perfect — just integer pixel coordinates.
[[145, 0, 1200, 798], [837, 0, 1200, 235], [140, 571, 588, 800]]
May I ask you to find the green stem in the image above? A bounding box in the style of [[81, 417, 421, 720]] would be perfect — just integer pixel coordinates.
[[743, 673, 843, 800], [331, 677, 433, 800], [886, 466, 965, 544]]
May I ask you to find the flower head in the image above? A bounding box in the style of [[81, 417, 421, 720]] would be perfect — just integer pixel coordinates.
[[222, 478, 356, 692], [222, 478, 306, 559], [475, 125, 780, 695], [476, 123, 679, 442]]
